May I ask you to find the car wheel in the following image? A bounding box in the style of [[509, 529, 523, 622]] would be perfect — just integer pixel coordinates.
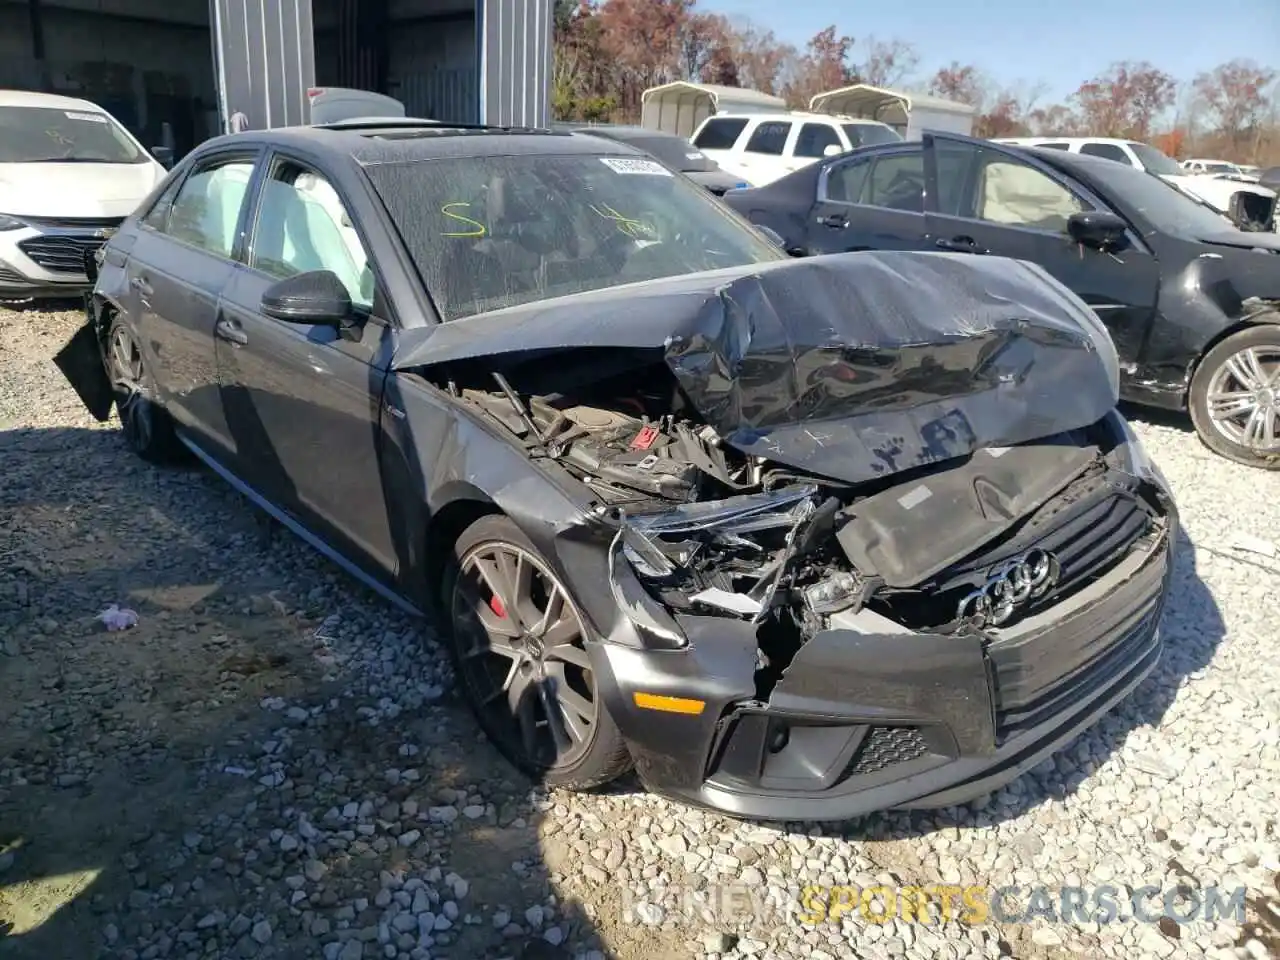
[[105, 314, 182, 463], [442, 514, 632, 790], [1188, 323, 1280, 468]]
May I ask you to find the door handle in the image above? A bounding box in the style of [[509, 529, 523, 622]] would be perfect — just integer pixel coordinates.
[[129, 276, 153, 296], [935, 235, 988, 254], [817, 213, 849, 229], [214, 317, 248, 346]]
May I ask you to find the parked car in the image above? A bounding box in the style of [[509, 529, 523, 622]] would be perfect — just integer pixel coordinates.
[[0, 89, 172, 302], [995, 136, 1276, 231], [55, 120, 1176, 821], [723, 131, 1280, 468], [690, 112, 901, 188], [553, 123, 752, 195], [1181, 158, 1243, 176]]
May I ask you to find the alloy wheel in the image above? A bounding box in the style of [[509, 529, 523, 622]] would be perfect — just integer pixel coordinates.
[[107, 324, 154, 452], [1204, 343, 1280, 452], [449, 541, 599, 772]]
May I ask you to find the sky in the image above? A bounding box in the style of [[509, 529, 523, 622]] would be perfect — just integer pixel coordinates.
[[702, 0, 1280, 103]]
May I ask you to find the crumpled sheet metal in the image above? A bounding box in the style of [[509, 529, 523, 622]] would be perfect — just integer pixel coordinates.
[[393, 251, 1120, 484]]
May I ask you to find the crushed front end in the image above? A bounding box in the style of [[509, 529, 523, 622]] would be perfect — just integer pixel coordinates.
[[599, 411, 1177, 820]]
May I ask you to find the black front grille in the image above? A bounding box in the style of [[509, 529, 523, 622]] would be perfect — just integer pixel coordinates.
[[846, 726, 930, 776], [919, 474, 1156, 628], [0, 262, 26, 283], [18, 235, 105, 274], [989, 530, 1169, 742], [20, 215, 124, 230]]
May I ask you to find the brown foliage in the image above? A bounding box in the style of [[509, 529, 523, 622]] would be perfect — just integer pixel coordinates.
[[550, 2, 1278, 164]]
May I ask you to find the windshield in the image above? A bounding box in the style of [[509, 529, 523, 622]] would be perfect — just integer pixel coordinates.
[[1084, 158, 1236, 238], [0, 105, 146, 164], [1126, 142, 1182, 177], [367, 153, 783, 321], [1203, 162, 1239, 175], [843, 123, 903, 148]]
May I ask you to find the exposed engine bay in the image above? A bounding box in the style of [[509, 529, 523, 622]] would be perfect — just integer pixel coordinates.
[[435, 354, 1168, 693]]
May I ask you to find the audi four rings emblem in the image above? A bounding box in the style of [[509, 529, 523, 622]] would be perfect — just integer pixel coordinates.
[[956, 549, 1060, 627]]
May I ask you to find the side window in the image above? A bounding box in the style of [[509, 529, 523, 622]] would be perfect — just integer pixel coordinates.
[[1079, 142, 1130, 164], [745, 122, 792, 157], [794, 123, 842, 159], [932, 140, 981, 217], [692, 118, 748, 151], [976, 157, 1086, 232], [1038, 142, 1070, 151], [825, 158, 871, 203], [164, 157, 256, 257], [141, 174, 184, 231], [864, 151, 925, 212], [250, 162, 374, 310]]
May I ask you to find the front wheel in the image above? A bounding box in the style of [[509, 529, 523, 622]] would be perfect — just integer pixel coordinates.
[[1188, 323, 1280, 469], [441, 514, 632, 790], [105, 314, 183, 463]]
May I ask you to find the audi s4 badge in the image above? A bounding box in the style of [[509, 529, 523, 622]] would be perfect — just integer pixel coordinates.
[[957, 549, 1060, 628]]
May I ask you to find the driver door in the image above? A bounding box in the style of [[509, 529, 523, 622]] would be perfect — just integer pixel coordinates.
[[922, 132, 1160, 367], [215, 151, 399, 579]]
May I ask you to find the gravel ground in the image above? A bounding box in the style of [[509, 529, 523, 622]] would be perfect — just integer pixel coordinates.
[[1, 303, 1278, 960]]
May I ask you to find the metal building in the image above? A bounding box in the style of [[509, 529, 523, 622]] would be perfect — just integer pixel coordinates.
[[0, 0, 552, 156]]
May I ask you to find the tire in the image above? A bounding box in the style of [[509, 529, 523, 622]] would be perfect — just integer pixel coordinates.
[[1188, 323, 1280, 469], [104, 314, 183, 463], [441, 514, 632, 791]]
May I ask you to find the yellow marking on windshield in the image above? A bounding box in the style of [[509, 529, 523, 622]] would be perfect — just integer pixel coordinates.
[[441, 202, 486, 237], [589, 202, 654, 240]]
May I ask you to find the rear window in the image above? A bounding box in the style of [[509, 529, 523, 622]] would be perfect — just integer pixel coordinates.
[[365, 153, 782, 321], [626, 136, 715, 173], [1037, 142, 1070, 150], [745, 122, 792, 156], [842, 124, 903, 148], [693, 118, 748, 151], [0, 104, 145, 164]]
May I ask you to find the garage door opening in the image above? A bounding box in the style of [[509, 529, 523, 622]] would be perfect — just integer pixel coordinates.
[[0, 0, 217, 158], [314, 0, 479, 125]]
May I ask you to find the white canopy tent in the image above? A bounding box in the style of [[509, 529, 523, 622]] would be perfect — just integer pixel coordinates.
[[641, 82, 788, 138], [808, 84, 975, 140]]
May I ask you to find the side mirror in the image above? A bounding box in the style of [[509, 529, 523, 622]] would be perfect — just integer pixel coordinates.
[[823, 144, 844, 158], [261, 270, 353, 326], [151, 145, 174, 167], [1066, 211, 1128, 251]]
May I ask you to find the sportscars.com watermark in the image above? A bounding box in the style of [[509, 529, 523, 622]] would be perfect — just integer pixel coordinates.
[[620, 883, 1249, 928]]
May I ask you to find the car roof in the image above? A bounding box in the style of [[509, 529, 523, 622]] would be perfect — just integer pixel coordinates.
[[202, 122, 650, 165], [560, 124, 681, 141], [709, 111, 886, 124], [0, 88, 106, 111]]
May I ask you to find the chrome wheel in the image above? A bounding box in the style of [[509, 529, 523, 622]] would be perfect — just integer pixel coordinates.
[[107, 323, 154, 452], [1204, 343, 1280, 452], [450, 541, 598, 771]]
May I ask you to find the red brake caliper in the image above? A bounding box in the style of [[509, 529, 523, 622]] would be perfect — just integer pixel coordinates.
[[489, 595, 507, 618]]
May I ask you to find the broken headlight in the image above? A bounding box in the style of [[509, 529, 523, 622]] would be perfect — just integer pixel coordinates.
[[613, 485, 820, 622]]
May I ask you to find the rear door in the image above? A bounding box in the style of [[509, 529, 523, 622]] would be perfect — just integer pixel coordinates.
[[738, 119, 794, 186], [215, 150, 399, 579], [124, 146, 262, 455], [805, 145, 929, 254], [922, 133, 1161, 365]]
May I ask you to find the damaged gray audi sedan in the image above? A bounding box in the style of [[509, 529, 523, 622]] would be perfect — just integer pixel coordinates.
[[56, 120, 1178, 821]]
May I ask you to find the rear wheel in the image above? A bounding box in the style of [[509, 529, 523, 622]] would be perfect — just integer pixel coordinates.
[[1188, 324, 1280, 469], [442, 515, 632, 790], [105, 315, 182, 463]]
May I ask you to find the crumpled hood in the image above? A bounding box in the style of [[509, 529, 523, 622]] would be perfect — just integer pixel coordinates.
[[393, 251, 1121, 484], [0, 160, 164, 218]]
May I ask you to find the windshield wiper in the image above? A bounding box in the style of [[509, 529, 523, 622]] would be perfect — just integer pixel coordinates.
[[16, 157, 120, 164]]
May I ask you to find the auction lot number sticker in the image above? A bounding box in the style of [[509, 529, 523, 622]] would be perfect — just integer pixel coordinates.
[[599, 158, 673, 176]]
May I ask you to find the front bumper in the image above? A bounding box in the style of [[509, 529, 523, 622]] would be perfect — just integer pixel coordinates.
[[0, 224, 112, 300], [595, 510, 1176, 822]]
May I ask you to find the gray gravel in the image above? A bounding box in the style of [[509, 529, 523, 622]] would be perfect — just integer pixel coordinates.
[[1, 304, 1278, 960]]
